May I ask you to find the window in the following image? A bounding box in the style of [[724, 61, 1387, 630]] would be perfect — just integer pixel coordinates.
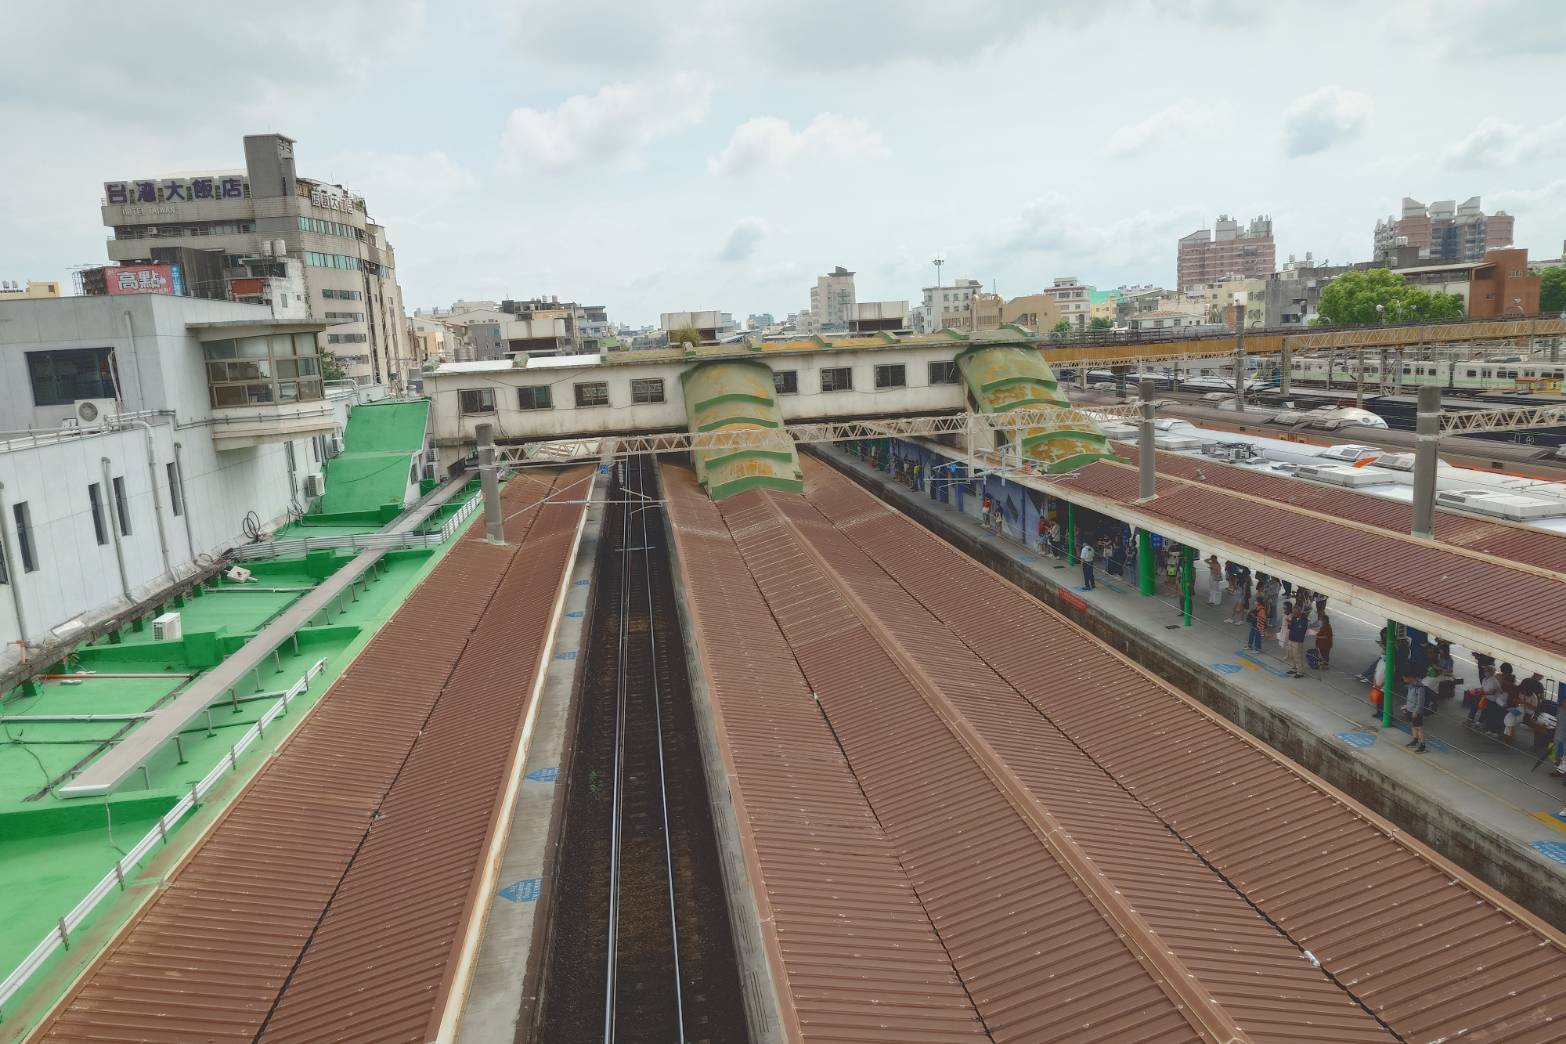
[[574, 381, 610, 407], [773, 370, 799, 395], [820, 367, 853, 392], [12, 502, 36, 573], [517, 385, 553, 410], [929, 361, 960, 385], [166, 462, 183, 516], [26, 347, 119, 406], [459, 388, 495, 414], [88, 482, 108, 546], [204, 334, 323, 408], [112, 476, 132, 536], [874, 364, 906, 389], [630, 378, 665, 404]]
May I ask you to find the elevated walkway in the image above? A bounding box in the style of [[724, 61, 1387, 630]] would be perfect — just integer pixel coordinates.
[[680, 360, 801, 500]]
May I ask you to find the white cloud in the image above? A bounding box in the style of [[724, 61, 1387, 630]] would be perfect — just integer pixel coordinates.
[[707, 114, 887, 177], [500, 73, 712, 172], [315, 150, 475, 224], [1104, 100, 1219, 159], [1444, 115, 1566, 168], [999, 193, 1205, 279], [1281, 86, 1371, 157], [719, 217, 768, 262]]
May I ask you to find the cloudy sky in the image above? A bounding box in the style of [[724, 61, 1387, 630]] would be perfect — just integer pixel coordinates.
[[3, 0, 1564, 326]]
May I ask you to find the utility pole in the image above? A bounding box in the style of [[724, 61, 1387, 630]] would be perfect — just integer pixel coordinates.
[[1137, 379, 1157, 598], [1280, 336, 1292, 396], [1411, 383, 1440, 539], [1233, 299, 1246, 414], [1356, 347, 1364, 408]]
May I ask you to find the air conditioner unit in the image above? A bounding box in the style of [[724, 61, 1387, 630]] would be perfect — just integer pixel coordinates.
[[72, 398, 119, 430], [225, 565, 254, 584], [152, 612, 183, 641], [304, 473, 326, 497], [329, 434, 345, 456]]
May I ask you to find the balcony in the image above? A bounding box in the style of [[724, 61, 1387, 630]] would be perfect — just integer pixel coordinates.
[[187, 320, 339, 449]]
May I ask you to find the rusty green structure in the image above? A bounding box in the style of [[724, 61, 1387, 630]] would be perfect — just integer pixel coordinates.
[[955, 337, 1118, 473], [680, 360, 803, 500]]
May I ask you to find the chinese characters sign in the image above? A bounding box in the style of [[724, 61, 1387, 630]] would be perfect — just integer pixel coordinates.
[[103, 263, 183, 297], [105, 175, 247, 207]]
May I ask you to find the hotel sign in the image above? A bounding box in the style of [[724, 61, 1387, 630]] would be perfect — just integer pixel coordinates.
[[105, 175, 247, 206]]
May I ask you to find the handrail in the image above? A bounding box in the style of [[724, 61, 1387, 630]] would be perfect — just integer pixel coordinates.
[[226, 492, 481, 561], [0, 658, 327, 1022]]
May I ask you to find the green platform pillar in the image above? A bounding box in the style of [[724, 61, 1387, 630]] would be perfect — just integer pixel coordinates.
[[1382, 620, 1397, 727], [1065, 502, 1077, 565], [1181, 546, 1195, 625], [1137, 530, 1155, 596]]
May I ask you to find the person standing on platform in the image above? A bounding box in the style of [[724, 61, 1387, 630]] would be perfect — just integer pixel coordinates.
[[1285, 603, 1310, 677], [1080, 540, 1096, 590], [1248, 598, 1267, 652], [1404, 673, 1429, 753], [1312, 613, 1333, 670], [1207, 555, 1224, 606], [1047, 518, 1062, 558]]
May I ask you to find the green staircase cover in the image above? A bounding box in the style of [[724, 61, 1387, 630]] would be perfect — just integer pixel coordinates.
[[316, 398, 429, 517]]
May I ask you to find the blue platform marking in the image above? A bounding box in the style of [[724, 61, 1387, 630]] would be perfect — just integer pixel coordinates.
[[565, 610, 585, 618], [1234, 650, 1291, 678], [525, 767, 559, 783], [1530, 841, 1566, 865], [1020, 554, 1037, 563], [1211, 663, 1242, 675], [1337, 732, 1377, 748], [573, 578, 590, 586], [1383, 720, 1452, 752], [498, 878, 542, 902], [554, 650, 578, 661]]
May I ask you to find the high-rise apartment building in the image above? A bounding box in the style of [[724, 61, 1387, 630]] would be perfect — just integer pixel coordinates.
[[1373, 197, 1514, 264], [102, 133, 410, 388], [1176, 214, 1275, 291], [809, 266, 858, 332]]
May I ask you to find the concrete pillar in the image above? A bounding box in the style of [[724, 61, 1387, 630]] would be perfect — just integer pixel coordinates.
[[1233, 312, 1246, 413], [476, 423, 505, 544], [1138, 379, 1156, 502], [1411, 384, 1441, 539], [1138, 530, 1155, 596]]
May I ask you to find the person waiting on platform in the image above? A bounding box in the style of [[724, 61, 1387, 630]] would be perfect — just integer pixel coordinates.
[[1468, 663, 1516, 736], [1047, 518, 1062, 558], [1079, 539, 1096, 590], [1404, 667, 1430, 753], [1248, 597, 1267, 653], [1284, 602, 1311, 678], [1207, 555, 1224, 606], [1311, 612, 1333, 670], [1227, 577, 1251, 625]]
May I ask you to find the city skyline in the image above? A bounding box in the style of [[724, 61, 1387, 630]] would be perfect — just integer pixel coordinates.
[[3, 0, 1564, 327]]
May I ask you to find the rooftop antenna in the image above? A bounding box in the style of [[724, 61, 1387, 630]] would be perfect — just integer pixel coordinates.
[[932, 255, 945, 288]]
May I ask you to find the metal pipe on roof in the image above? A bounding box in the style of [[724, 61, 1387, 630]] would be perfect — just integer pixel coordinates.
[[1412, 383, 1441, 539], [123, 419, 174, 581]]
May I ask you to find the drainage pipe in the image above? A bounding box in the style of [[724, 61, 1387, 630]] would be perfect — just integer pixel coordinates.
[[101, 456, 133, 601]]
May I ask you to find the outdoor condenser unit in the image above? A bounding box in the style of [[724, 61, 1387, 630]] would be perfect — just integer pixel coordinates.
[[152, 612, 183, 641]]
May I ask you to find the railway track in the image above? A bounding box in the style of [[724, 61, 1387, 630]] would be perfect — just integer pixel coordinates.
[[532, 454, 745, 1044]]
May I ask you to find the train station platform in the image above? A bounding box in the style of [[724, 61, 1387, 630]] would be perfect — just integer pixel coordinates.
[[816, 444, 1566, 929]]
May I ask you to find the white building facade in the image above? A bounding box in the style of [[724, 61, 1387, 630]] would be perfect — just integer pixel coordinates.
[[102, 133, 411, 389], [0, 295, 368, 655]]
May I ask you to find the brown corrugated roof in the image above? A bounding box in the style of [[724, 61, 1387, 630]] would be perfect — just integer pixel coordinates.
[[798, 457, 1566, 1042], [662, 466, 988, 1042], [1119, 442, 1566, 575], [36, 470, 586, 1044]]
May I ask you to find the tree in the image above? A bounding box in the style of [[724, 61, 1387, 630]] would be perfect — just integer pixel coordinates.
[[319, 350, 348, 382], [1539, 266, 1566, 314], [1313, 268, 1466, 326], [668, 325, 703, 347], [1049, 319, 1073, 339], [1088, 316, 1114, 331]]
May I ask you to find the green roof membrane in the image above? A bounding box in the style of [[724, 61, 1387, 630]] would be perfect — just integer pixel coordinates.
[[317, 399, 429, 516], [955, 340, 1118, 474], [681, 361, 802, 500]]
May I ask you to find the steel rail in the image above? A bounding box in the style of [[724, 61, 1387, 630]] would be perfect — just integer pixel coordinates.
[[603, 459, 631, 1043], [636, 454, 687, 1042]]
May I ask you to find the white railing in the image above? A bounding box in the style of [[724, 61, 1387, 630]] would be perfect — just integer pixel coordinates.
[[227, 491, 481, 562], [0, 658, 327, 1022]]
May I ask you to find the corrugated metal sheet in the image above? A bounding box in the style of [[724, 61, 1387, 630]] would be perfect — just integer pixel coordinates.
[[260, 466, 592, 1042], [662, 465, 988, 1043], [801, 458, 1566, 1042], [1068, 459, 1566, 659], [35, 471, 578, 1044], [1118, 443, 1566, 575]]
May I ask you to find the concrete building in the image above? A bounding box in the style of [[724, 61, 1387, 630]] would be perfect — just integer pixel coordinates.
[[1040, 277, 1093, 330], [1127, 309, 1208, 333], [849, 300, 911, 334], [920, 279, 983, 333], [1389, 247, 1540, 317], [1182, 277, 1266, 327], [1262, 254, 1357, 326], [1374, 196, 1514, 264], [809, 266, 857, 333], [1177, 214, 1275, 291], [0, 280, 63, 300], [0, 293, 378, 652], [998, 293, 1064, 333], [102, 133, 411, 389], [660, 310, 740, 344]]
